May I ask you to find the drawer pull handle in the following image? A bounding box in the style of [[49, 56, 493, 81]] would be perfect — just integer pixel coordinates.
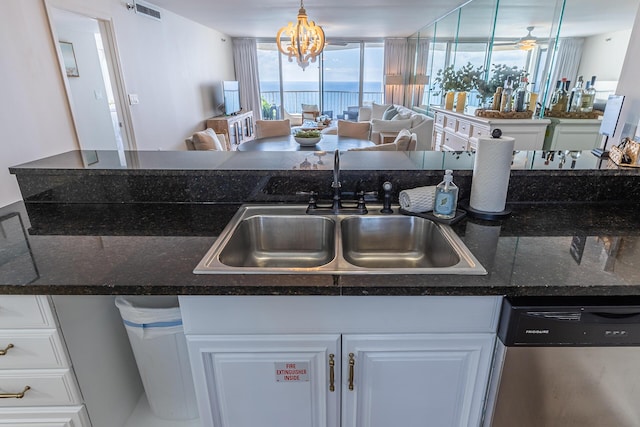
[[329, 353, 335, 392], [0, 386, 30, 399], [348, 353, 355, 391], [0, 343, 14, 356]]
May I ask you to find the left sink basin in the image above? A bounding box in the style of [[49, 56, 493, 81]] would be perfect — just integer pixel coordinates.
[[194, 205, 337, 273], [219, 214, 336, 268]]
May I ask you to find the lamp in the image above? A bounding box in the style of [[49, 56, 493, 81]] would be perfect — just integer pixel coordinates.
[[384, 75, 404, 85], [517, 26, 538, 51], [276, 0, 325, 71]]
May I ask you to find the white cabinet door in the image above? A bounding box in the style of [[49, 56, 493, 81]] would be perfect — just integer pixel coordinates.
[[186, 334, 341, 427], [342, 333, 495, 427]]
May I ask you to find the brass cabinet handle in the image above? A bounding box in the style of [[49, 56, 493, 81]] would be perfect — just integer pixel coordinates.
[[0, 386, 30, 399], [348, 352, 355, 391], [0, 343, 14, 356], [329, 353, 335, 392]]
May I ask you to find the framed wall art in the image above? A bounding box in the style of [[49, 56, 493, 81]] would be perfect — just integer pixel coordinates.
[[59, 41, 79, 77]]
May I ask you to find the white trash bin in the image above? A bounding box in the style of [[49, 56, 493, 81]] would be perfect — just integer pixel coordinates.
[[115, 296, 198, 420]]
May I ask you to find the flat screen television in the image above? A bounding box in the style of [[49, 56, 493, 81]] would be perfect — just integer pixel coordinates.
[[222, 80, 241, 115]]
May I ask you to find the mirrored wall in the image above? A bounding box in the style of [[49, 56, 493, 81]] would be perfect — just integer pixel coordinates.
[[410, 0, 638, 118]]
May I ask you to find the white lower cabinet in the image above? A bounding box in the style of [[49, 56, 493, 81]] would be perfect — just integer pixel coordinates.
[[0, 405, 89, 426], [343, 334, 494, 427], [0, 296, 89, 426], [181, 295, 501, 427]]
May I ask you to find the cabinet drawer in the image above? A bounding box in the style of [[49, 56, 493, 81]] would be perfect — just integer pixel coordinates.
[[435, 113, 445, 127], [470, 124, 490, 141], [0, 369, 82, 407], [457, 120, 471, 137], [445, 117, 457, 131], [0, 330, 69, 370], [0, 405, 89, 426], [0, 296, 55, 329], [443, 133, 468, 151]]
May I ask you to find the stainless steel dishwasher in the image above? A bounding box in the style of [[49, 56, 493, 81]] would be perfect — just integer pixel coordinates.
[[484, 297, 640, 427]]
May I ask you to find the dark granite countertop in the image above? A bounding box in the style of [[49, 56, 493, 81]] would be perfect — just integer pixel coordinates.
[[1, 200, 639, 297]]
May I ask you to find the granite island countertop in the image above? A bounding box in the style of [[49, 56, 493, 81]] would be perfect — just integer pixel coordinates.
[[1, 200, 639, 297]]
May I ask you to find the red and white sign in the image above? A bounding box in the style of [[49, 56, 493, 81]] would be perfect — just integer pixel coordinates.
[[275, 362, 310, 382]]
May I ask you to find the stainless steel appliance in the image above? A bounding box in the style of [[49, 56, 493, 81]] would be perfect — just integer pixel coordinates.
[[485, 297, 640, 427]]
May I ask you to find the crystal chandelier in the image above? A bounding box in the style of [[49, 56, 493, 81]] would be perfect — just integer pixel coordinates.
[[276, 0, 325, 70]]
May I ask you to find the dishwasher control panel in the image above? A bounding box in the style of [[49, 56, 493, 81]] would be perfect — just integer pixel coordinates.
[[498, 298, 640, 346]]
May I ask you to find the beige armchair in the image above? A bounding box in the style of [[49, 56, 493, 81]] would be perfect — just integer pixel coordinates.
[[283, 109, 302, 126], [301, 103, 320, 121]]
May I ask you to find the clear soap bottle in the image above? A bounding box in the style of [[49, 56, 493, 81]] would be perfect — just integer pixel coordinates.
[[433, 169, 458, 219]]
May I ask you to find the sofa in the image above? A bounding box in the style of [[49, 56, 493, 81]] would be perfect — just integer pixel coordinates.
[[357, 103, 433, 150]]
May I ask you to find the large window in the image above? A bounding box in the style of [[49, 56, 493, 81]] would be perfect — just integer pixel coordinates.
[[257, 41, 384, 120]]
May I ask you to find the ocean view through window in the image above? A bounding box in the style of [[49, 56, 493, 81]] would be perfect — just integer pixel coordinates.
[[257, 41, 384, 120]]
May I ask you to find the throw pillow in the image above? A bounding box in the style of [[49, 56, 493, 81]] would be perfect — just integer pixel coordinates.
[[411, 115, 425, 127], [392, 129, 413, 151], [337, 120, 371, 140], [382, 107, 399, 120], [204, 128, 225, 151], [371, 118, 412, 133], [371, 102, 392, 120], [392, 112, 411, 121], [192, 129, 224, 151]]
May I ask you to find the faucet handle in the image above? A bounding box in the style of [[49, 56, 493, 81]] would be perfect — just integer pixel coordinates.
[[296, 191, 318, 210], [355, 190, 369, 214]]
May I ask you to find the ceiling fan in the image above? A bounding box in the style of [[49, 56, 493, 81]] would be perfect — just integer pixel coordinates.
[[516, 26, 538, 50], [492, 26, 539, 51]]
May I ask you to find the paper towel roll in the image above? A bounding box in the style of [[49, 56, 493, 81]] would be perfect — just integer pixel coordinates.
[[399, 186, 436, 213], [469, 134, 515, 212]]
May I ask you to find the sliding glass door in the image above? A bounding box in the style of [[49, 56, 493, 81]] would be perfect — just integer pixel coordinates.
[[257, 41, 383, 120]]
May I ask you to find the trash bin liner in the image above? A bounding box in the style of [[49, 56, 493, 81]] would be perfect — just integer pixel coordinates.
[[115, 296, 198, 420]]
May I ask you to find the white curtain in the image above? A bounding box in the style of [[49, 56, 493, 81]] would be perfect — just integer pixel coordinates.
[[407, 38, 429, 107], [547, 38, 585, 106], [384, 39, 409, 105], [232, 38, 262, 119]]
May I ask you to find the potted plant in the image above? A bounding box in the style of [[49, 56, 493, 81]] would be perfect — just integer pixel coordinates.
[[432, 62, 481, 111]]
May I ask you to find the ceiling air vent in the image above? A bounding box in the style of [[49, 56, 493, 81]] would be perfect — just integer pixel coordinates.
[[133, 1, 161, 21]]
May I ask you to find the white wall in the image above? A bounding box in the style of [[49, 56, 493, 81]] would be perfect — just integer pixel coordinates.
[[0, 0, 234, 207], [613, 9, 640, 144], [54, 14, 119, 150], [0, 1, 78, 207], [577, 29, 632, 82]]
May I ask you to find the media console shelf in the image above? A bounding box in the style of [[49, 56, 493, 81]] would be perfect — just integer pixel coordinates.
[[206, 110, 254, 150]]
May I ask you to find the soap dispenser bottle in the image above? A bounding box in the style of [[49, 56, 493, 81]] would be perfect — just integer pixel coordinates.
[[434, 169, 458, 219]]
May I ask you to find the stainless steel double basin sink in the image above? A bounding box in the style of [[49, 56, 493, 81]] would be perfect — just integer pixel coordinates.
[[194, 205, 486, 275]]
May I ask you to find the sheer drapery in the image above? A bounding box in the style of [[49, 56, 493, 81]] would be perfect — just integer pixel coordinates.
[[232, 38, 262, 119], [547, 38, 584, 106], [384, 38, 429, 107], [384, 39, 409, 105], [407, 38, 429, 106]]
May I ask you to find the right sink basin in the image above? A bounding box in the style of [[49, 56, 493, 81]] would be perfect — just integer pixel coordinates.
[[340, 216, 462, 269]]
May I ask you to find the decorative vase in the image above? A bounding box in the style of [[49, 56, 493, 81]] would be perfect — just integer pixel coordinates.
[[444, 92, 455, 110], [455, 92, 467, 113]]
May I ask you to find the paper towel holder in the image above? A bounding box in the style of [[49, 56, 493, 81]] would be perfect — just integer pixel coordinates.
[[460, 201, 511, 221], [461, 127, 512, 221]]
